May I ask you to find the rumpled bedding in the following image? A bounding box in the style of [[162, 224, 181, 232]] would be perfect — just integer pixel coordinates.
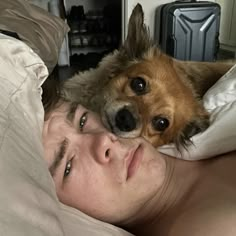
[[0, 32, 133, 236], [0, 33, 64, 235], [0, 0, 69, 73]]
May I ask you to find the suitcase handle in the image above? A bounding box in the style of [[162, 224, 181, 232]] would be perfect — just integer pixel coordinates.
[[175, 0, 197, 2]]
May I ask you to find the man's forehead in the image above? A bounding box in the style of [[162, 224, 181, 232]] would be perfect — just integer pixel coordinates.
[[49, 102, 77, 119], [47, 108, 72, 125], [44, 134, 66, 165], [44, 118, 70, 146], [51, 104, 70, 116]]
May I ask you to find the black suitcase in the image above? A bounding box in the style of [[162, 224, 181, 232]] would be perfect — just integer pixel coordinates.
[[155, 0, 221, 61]]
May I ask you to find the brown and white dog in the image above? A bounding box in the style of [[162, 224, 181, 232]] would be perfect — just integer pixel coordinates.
[[61, 4, 234, 149]]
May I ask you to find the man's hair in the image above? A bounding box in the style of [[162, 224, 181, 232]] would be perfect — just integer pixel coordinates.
[[42, 66, 61, 116]]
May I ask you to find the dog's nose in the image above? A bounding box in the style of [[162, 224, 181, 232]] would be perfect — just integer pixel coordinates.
[[115, 108, 136, 132]]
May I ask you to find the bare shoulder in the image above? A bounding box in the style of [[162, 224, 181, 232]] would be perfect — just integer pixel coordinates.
[[170, 206, 236, 236], [169, 151, 236, 236], [212, 151, 236, 179], [220, 151, 236, 158]]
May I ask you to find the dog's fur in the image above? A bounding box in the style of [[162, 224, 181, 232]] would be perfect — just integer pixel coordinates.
[[61, 4, 234, 149]]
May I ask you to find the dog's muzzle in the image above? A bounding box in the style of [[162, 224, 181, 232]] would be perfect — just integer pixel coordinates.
[[115, 108, 136, 132], [101, 101, 142, 138]]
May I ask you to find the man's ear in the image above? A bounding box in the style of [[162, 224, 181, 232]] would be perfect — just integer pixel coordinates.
[[121, 3, 153, 60]]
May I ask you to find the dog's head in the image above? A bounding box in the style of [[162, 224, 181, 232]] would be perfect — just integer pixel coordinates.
[[98, 4, 210, 148]]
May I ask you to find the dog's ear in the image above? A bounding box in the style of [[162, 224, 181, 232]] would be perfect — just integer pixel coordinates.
[[121, 3, 153, 59], [175, 117, 210, 150]]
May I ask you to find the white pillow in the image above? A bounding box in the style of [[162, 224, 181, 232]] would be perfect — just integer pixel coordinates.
[[158, 64, 236, 160], [0, 34, 133, 236], [0, 0, 69, 73], [0, 34, 64, 235], [60, 203, 133, 236]]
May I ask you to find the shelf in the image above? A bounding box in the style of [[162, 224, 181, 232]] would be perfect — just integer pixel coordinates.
[[70, 46, 110, 51], [65, 1, 121, 64], [69, 32, 119, 50]]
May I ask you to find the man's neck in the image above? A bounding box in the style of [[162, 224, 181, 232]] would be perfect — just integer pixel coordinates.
[[127, 156, 204, 235]]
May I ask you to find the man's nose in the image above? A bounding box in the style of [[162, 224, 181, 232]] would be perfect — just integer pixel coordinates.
[[86, 132, 118, 164]]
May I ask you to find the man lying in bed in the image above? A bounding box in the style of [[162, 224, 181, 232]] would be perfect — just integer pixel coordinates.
[[42, 97, 236, 236]]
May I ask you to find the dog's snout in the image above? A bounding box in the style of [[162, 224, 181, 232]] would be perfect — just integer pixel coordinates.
[[115, 108, 136, 132]]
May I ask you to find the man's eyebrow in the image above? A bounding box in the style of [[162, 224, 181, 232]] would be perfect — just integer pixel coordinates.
[[49, 102, 78, 176], [49, 138, 68, 177], [66, 102, 78, 123]]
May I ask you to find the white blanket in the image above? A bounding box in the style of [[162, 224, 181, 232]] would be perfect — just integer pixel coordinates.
[[0, 33, 63, 235]]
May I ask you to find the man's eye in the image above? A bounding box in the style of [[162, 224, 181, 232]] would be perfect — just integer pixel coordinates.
[[64, 160, 72, 177], [79, 112, 88, 131]]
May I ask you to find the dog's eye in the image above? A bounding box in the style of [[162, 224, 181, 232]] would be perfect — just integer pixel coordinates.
[[152, 116, 169, 132], [130, 77, 146, 95]]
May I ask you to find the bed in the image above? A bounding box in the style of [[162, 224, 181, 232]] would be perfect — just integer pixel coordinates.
[[0, 1, 132, 235], [0, 1, 236, 236]]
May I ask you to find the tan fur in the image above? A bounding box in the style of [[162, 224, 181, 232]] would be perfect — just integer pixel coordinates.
[[61, 4, 234, 149]]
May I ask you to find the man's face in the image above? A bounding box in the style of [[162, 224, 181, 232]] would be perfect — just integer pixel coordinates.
[[42, 102, 166, 224]]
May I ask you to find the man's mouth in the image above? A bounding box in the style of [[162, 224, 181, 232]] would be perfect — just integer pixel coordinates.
[[126, 144, 143, 180]]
